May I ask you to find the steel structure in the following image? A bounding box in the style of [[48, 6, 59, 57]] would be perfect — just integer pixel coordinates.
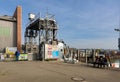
[[24, 13, 58, 60]]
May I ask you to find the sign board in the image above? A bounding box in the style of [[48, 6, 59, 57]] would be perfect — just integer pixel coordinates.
[[19, 54, 28, 60], [45, 44, 59, 59], [6, 47, 17, 55], [0, 53, 4, 61]]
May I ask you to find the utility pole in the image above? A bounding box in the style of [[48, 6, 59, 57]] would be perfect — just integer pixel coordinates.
[[114, 28, 120, 50], [85, 49, 88, 63], [114, 13, 120, 50]]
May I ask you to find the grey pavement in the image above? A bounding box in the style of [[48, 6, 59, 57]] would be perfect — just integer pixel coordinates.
[[0, 61, 120, 82]]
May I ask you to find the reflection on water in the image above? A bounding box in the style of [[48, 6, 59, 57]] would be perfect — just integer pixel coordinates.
[[112, 59, 120, 63]]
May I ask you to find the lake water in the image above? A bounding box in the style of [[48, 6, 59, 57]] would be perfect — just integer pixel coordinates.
[[112, 59, 120, 63]]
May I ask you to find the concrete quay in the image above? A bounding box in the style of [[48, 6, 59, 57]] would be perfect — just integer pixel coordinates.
[[0, 61, 120, 82]]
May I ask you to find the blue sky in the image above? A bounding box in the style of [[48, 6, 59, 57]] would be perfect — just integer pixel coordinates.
[[0, 0, 120, 49]]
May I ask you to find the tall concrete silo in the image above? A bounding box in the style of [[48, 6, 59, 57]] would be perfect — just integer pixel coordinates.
[[0, 6, 22, 52]]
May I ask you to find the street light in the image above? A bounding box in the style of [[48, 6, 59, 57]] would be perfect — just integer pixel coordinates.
[[114, 28, 120, 50]]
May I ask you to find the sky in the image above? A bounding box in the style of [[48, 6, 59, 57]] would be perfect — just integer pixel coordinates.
[[0, 0, 120, 49]]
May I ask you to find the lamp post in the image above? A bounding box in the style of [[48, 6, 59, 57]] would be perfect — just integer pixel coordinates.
[[114, 28, 120, 50]]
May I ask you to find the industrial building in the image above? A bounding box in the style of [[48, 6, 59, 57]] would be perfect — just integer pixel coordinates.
[[0, 6, 22, 52], [24, 13, 59, 60]]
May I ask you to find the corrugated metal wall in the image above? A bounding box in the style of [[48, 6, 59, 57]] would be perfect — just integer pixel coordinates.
[[0, 20, 17, 52]]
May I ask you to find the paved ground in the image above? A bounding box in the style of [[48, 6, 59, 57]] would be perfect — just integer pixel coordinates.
[[0, 61, 120, 82]]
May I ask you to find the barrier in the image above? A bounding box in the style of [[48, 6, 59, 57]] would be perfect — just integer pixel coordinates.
[[112, 63, 119, 68]]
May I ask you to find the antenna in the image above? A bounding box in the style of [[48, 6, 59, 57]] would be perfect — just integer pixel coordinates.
[[46, 7, 49, 19]]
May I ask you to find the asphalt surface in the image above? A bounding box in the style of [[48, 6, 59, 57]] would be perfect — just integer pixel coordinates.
[[0, 61, 120, 82]]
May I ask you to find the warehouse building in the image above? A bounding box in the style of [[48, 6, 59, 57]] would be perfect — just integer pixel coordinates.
[[0, 6, 22, 52]]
